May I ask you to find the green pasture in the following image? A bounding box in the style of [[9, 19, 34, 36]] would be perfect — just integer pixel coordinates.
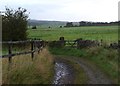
[[27, 26, 118, 43]]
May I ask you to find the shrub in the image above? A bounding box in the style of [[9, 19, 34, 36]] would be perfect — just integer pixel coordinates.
[[2, 7, 29, 41]]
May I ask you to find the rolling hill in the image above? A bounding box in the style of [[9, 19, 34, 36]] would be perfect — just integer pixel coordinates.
[[28, 19, 67, 28]]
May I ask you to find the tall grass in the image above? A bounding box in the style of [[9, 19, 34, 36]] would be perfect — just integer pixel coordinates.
[[2, 48, 54, 84], [85, 47, 118, 83]]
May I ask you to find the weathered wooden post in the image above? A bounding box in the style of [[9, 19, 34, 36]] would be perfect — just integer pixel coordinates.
[[8, 43, 12, 63], [100, 39, 103, 46], [76, 38, 82, 49], [37, 40, 41, 54], [59, 37, 65, 47], [31, 41, 34, 60]]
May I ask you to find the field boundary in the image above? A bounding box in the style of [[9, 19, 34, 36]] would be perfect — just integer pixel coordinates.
[[1, 37, 119, 63], [1, 40, 45, 63]]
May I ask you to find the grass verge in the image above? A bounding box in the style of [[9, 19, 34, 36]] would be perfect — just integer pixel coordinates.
[[2, 48, 54, 84], [49, 46, 118, 84]]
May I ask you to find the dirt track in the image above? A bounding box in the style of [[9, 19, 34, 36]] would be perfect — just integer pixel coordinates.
[[53, 58, 75, 84], [53, 56, 113, 84], [74, 58, 112, 84]]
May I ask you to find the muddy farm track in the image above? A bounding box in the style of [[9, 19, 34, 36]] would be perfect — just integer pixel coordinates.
[[53, 55, 114, 85], [53, 59, 75, 84]]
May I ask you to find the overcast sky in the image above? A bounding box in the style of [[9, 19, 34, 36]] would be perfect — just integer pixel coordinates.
[[0, 0, 119, 22]]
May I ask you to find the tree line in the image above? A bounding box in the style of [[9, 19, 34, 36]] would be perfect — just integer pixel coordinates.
[[2, 7, 119, 41], [65, 21, 119, 27]]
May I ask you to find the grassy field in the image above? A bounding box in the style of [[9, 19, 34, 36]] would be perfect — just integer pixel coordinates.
[[2, 25, 118, 84], [2, 48, 54, 84], [27, 26, 118, 43]]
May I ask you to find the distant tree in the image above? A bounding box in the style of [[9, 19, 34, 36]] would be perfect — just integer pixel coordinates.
[[65, 22, 73, 27], [74, 25, 78, 27], [48, 26, 51, 28], [79, 21, 86, 26], [59, 26, 62, 28], [2, 7, 29, 41], [32, 26, 37, 29]]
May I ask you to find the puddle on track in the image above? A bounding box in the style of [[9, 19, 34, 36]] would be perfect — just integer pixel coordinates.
[[53, 62, 73, 85]]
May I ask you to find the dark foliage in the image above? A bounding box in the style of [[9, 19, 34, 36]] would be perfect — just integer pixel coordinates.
[[79, 21, 119, 26], [2, 7, 28, 41], [59, 26, 62, 28], [65, 22, 73, 27], [75, 38, 100, 48], [109, 42, 120, 49], [32, 26, 37, 29]]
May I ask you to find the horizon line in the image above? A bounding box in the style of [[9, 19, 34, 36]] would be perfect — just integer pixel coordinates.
[[29, 19, 119, 23]]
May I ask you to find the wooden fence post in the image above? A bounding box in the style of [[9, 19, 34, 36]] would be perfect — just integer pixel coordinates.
[[31, 41, 34, 60], [101, 39, 103, 46], [8, 44, 12, 63], [59, 37, 65, 47]]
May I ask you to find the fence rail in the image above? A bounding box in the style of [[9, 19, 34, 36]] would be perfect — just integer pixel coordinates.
[[1, 37, 119, 64], [1, 50, 36, 58], [1, 40, 44, 63], [0, 40, 42, 44]]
